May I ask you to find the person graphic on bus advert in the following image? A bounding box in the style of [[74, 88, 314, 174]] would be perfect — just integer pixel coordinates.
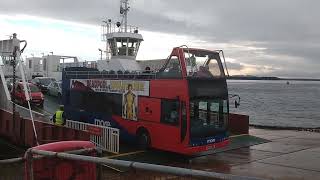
[[123, 84, 137, 120]]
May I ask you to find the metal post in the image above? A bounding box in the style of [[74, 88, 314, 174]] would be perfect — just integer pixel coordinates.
[[12, 50, 16, 127], [124, 0, 128, 32], [26, 150, 34, 180], [98, 49, 103, 60]]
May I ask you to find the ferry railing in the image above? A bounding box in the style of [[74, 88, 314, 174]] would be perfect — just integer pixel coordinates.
[[65, 119, 120, 154], [0, 99, 120, 154], [0, 148, 96, 180], [0, 161, 24, 180], [0, 100, 49, 122], [102, 23, 139, 34], [65, 70, 157, 80], [1, 148, 267, 180], [23, 148, 266, 180]]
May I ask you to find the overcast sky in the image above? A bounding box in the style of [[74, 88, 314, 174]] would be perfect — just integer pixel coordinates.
[[1, 0, 320, 78]]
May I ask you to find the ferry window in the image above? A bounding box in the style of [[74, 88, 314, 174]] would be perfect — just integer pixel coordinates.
[[128, 41, 137, 56], [108, 40, 117, 56], [116, 39, 122, 49], [29, 60, 32, 69], [43, 59, 47, 71], [116, 38, 128, 56], [161, 100, 180, 125]]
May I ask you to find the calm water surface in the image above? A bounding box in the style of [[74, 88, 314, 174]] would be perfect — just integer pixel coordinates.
[[228, 80, 320, 128]]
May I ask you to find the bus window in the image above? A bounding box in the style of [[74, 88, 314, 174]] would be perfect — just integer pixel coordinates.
[[69, 90, 85, 110], [181, 102, 187, 142], [69, 91, 122, 115], [209, 102, 220, 127], [198, 101, 208, 125], [161, 100, 180, 125], [107, 93, 122, 116], [157, 55, 182, 78], [85, 92, 109, 113], [184, 51, 224, 78], [207, 58, 222, 77], [190, 99, 227, 138]]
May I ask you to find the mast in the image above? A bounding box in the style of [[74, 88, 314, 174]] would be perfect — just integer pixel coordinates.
[[120, 0, 129, 33], [100, 0, 143, 71]]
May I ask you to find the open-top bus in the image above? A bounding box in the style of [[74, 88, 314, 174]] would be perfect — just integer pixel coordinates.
[[62, 47, 229, 155]]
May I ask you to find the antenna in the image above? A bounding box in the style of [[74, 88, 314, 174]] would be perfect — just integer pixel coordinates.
[[120, 0, 130, 32]]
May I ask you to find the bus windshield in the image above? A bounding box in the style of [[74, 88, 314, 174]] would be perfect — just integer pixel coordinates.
[[184, 50, 225, 78], [190, 99, 228, 138]]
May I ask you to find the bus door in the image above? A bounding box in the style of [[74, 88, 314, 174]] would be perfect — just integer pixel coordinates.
[[180, 101, 188, 143], [159, 99, 181, 149]]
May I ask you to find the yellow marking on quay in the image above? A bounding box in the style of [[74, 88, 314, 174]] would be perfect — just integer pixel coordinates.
[[106, 150, 145, 158], [230, 134, 249, 138], [102, 164, 124, 172]]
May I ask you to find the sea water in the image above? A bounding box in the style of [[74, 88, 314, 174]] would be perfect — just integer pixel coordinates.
[[228, 80, 320, 128]]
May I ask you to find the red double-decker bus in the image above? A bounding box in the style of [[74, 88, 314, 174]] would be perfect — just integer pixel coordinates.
[[62, 47, 229, 155]]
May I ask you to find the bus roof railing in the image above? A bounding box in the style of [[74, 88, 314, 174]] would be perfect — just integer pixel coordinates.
[[64, 70, 157, 80]]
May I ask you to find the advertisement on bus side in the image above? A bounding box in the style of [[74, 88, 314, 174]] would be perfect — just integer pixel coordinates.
[[70, 79, 149, 121]]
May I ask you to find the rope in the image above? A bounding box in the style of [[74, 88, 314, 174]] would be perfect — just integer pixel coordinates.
[[17, 55, 39, 146]]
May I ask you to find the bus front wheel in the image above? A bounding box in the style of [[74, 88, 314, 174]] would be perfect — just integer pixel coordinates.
[[137, 130, 150, 150]]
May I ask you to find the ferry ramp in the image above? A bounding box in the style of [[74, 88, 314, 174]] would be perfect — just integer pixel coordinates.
[[102, 129, 320, 180]]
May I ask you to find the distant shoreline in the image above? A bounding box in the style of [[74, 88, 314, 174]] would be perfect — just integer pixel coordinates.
[[227, 76, 320, 81], [250, 124, 320, 133]]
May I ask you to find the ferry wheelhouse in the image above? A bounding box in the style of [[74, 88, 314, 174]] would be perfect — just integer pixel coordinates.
[[61, 0, 229, 155]]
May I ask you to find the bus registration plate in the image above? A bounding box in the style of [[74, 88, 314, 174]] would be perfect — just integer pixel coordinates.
[[206, 145, 215, 150]]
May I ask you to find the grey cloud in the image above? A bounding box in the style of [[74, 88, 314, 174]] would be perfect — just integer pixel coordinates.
[[1, 0, 320, 78], [227, 62, 245, 70]]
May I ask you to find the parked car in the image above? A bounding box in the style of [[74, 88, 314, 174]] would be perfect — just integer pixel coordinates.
[[47, 81, 62, 97], [31, 77, 56, 93], [11, 82, 44, 107]]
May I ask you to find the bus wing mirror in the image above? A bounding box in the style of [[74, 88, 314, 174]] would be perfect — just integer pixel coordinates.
[[229, 94, 241, 108], [235, 100, 240, 108]]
